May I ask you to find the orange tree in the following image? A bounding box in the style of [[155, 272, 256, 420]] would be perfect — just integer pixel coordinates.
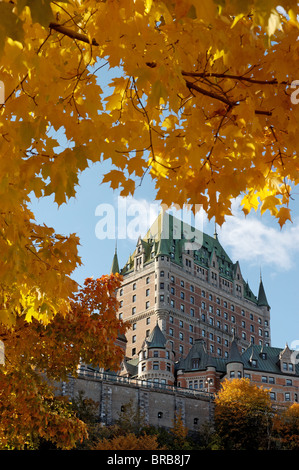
[[214, 378, 273, 450], [0, 274, 128, 449], [0, 0, 299, 330], [273, 403, 299, 450]]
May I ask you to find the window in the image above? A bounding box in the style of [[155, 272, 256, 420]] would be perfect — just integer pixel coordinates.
[[180, 304, 185, 312], [145, 301, 150, 309], [146, 276, 150, 284], [160, 270, 164, 277], [153, 361, 159, 370], [181, 291, 185, 299], [154, 350, 159, 357], [262, 376, 267, 383], [132, 294, 136, 302], [146, 288, 150, 296], [120, 288, 123, 296], [179, 332, 184, 340], [133, 283, 136, 290], [181, 280, 184, 287], [132, 307, 136, 315], [190, 296, 194, 304], [160, 283, 164, 289], [169, 328, 174, 336], [285, 392, 291, 401], [190, 308, 195, 317], [132, 335, 136, 343], [190, 284, 194, 292]]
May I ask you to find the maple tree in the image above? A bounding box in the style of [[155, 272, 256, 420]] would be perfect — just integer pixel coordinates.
[[0, 0, 299, 328], [214, 378, 273, 450], [273, 403, 299, 450], [0, 274, 128, 449]]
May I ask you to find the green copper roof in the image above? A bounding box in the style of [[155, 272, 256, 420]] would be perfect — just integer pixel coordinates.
[[257, 279, 270, 308], [110, 248, 119, 274], [146, 323, 167, 349], [120, 213, 265, 306]]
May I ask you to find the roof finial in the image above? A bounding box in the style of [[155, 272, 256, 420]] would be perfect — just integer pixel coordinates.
[[214, 220, 218, 240]]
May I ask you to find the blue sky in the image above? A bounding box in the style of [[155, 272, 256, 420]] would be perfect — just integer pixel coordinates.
[[30, 156, 299, 351]]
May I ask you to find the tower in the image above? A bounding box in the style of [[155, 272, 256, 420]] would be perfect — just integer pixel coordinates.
[[138, 323, 175, 386]]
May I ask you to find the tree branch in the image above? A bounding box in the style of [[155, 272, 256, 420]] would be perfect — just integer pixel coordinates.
[[49, 22, 99, 46]]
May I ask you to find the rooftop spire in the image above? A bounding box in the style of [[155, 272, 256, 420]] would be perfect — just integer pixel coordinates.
[[110, 241, 119, 274], [257, 275, 270, 308]]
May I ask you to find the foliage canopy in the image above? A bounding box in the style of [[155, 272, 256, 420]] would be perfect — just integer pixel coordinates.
[[1, 0, 299, 325]]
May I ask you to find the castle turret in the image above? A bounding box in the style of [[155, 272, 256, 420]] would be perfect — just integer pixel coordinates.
[[138, 323, 175, 386], [226, 337, 244, 379]]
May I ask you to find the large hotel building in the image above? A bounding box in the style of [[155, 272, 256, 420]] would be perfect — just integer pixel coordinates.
[[114, 212, 271, 362]]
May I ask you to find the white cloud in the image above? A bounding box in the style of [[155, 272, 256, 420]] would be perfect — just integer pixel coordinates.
[[217, 199, 299, 271]]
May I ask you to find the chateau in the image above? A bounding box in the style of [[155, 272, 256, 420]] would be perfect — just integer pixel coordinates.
[[63, 212, 298, 429], [112, 212, 298, 405]]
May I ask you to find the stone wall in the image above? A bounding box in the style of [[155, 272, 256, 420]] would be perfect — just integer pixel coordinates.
[[61, 372, 212, 431]]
